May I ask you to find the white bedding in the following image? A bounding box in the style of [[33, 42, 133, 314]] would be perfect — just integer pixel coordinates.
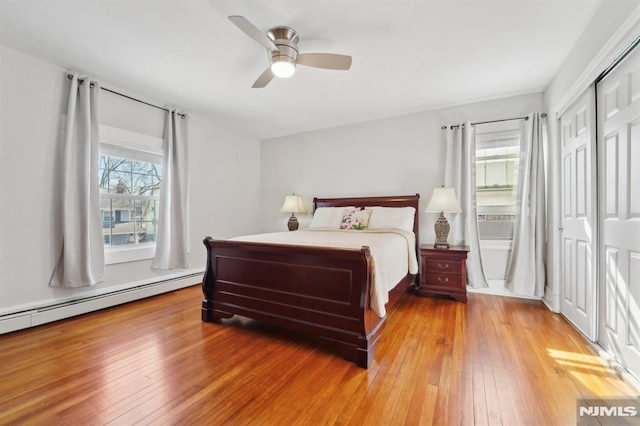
[[231, 229, 419, 317]]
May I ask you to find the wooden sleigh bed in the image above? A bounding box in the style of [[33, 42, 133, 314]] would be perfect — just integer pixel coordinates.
[[201, 194, 420, 368]]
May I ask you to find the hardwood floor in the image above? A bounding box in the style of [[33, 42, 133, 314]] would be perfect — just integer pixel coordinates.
[[0, 285, 636, 425]]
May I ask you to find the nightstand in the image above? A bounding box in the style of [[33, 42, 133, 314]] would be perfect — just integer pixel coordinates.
[[416, 245, 470, 302]]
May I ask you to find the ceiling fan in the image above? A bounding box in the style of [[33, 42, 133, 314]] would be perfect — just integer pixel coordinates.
[[228, 15, 352, 88]]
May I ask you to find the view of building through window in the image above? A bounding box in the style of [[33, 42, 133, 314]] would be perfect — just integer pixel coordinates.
[[99, 154, 161, 246], [475, 129, 521, 240]]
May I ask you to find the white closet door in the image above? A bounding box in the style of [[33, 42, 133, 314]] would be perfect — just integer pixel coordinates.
[[559, 89, 597, 339], [597, 44, 640, 381]]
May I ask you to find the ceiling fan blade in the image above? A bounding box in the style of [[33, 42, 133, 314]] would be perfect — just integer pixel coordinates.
[[228, 15, 279, 52], [298, 53, 352, 70], [252, 67, 275, 88]]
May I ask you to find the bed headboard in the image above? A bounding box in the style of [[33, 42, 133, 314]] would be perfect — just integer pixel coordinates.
[[313, 194, 421, 252]]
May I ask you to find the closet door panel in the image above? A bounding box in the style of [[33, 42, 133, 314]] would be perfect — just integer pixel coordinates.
[[559, 89, 596, 338], [597, 44, 640, 381]]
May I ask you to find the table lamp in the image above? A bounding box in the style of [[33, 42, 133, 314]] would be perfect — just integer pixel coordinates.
[[280, 193, 307, 231], [425, 187, 461, 248]]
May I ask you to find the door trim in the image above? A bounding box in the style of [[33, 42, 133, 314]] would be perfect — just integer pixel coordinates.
[[554, 8, 640, 118]]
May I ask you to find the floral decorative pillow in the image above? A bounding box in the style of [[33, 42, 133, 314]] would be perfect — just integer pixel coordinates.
[[341, 209, 372, 230]]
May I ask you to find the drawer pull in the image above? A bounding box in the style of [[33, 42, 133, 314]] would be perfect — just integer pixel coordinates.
[[437, 263, 450, 269], [437, 277, 449, 283]]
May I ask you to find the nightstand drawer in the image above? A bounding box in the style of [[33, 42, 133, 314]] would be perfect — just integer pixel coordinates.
[[423, 272, 464, 289], [422, 258, 463, 274]]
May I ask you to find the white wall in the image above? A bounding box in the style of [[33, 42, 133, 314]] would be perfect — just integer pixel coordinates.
[[260, 93, 544, 246], [3, 0, 634, 320], [543, 0, 640, 311], [0, 44, 261, 315]]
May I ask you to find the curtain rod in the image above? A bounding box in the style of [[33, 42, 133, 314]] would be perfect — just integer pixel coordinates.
[[441, 113, 546, 130], [66, 74, 187, 118]]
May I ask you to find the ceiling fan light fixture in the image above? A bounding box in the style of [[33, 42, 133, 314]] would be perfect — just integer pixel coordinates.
[[228, 16, 352, 88], [271, 56, 296, 78]]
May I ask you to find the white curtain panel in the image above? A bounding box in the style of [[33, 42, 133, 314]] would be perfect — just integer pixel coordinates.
[[444, 123, 488, 288], [50, 74, 105, 287], [152, 109, 189, 270], [505, 113, 547, 296]]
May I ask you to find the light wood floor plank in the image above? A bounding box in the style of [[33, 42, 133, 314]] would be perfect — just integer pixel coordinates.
[[0, 285, 637, 425]]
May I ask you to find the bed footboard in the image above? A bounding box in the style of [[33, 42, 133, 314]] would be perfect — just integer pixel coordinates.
[[202, 237, 385, 368]]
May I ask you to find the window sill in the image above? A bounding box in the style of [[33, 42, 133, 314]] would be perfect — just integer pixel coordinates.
[[477, 186, 516, 192], [105, 243, 156, 265]]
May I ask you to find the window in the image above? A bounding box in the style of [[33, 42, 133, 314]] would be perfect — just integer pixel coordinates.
[[99, 125, 163, 264], [99, 155, 161, 245], [475, 129, 521, 240]]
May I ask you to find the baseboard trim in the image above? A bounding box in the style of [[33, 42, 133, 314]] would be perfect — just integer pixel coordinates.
[[0, 272, 203, 335], [467, 286, 542, 301]]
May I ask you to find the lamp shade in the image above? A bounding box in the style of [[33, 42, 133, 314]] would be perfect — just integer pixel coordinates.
[[280, 194, 307, 214], [425, 187, 462, 213]]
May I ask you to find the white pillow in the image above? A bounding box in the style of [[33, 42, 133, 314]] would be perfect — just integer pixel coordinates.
[[308, 207, 357, 229], [366, 206, 415, 232]]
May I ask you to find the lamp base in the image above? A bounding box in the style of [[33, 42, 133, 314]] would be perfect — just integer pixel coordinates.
[[433, 242, 451, 249], [433, 212, 451, 249], [287, 214, 299, 231]]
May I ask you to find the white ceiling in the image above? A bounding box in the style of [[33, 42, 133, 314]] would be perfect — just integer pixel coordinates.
[[0, 0, 602, 139]]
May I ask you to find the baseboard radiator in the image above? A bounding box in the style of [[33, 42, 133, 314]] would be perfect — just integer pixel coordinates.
[[0, 272, 203, 335]]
